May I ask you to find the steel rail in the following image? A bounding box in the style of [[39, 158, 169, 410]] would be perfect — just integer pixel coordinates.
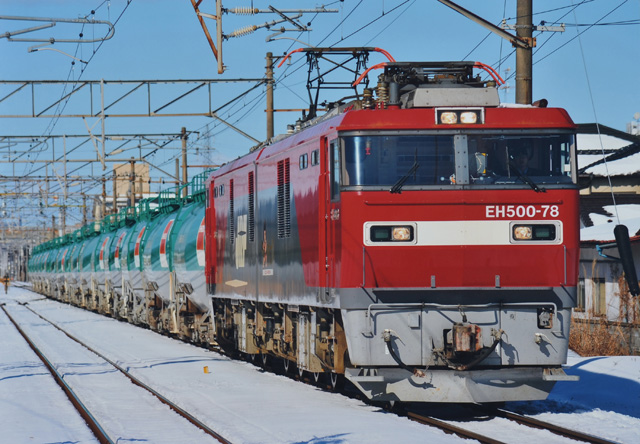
[[407, 411, 506, 444], [490, 408, 622, 444], [21, 303, 233, 444], [0, 304, 114, 444], [407, 404, 622, 444]]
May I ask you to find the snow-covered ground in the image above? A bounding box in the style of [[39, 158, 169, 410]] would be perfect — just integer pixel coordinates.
[[1, 285, 639, 444]]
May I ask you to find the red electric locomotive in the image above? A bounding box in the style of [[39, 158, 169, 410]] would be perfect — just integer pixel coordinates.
[[204, 53, 579, 403]]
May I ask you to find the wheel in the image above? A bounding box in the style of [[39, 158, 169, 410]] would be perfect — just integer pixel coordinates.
[[260, 352, 269, 369], [329, 372, 344, 391], [282, 358, 293, 374]]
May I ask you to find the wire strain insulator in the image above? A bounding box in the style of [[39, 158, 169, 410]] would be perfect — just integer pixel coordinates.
[[227, 25, 258, 38], [228, 7, 259, 15]]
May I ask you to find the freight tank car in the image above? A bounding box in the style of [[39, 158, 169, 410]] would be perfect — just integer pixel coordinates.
[[204, 60, 579, 403]]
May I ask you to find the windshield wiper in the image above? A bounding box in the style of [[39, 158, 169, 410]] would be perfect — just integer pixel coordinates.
[[390, 161, 420, 194], [508, 159, 546, 193]]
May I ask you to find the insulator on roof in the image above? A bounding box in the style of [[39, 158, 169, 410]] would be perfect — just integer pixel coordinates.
[[376, 75, 389, 109], [362, 88, 374, 110]]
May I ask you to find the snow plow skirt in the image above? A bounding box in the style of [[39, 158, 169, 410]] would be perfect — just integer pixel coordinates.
[[345, 366, 578, 403]]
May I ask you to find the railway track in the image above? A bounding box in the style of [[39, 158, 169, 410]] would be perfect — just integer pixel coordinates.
[[486, 407, 620, 444], [405, 405, 622, 444], [1, 302, 232, 444], [3, 289, 633, 444], [406, 411, 506, 444]]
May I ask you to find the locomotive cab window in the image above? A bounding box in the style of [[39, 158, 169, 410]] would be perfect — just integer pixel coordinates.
[[337, 132, 575, 191], [467, 134, 575, 186], [341, 135, 455, 188]]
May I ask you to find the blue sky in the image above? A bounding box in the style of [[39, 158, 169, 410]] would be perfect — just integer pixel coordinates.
[[1, 0, 638, 227]]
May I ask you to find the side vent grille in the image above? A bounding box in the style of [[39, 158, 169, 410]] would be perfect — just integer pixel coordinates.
[[277, 159, 291, 239], [248, 172, 255, 242], [229, 179, 235, 244]]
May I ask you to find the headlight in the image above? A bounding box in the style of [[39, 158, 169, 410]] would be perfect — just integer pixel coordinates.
[[436, 108, 484, 125], [439, 112, 458, 124], [514, 225, 532, 240], [369, 225, 414, 242], [512, 224, 557, 241], [460, 111, 479, 124], [392, 227, 412, 241]]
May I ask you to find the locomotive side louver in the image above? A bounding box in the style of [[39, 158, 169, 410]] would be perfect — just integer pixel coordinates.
[[229, 179, 235, 244], [277, 158, 291, 239], [248, 172, 255, 243]]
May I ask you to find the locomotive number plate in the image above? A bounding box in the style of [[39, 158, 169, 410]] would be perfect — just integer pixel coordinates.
[[486, 205, 559, 219]]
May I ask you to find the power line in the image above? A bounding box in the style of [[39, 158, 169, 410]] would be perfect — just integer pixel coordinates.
[[564, 20, 639, 26], [317, 0, 364, 46], [336, 0, 414, 45], [534, 0, 630, 66], [23, 0, 134, 178]]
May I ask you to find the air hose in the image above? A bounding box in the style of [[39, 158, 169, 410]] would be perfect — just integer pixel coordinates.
[[382, 330, 426, 378]]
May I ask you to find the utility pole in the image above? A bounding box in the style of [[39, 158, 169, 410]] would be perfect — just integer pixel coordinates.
[[129, 158, 136, 208], [138, 175, 144, 202], [181, 127, 188, 197], [438, 0, 534, 104], [515, 0, 533, 105], [60, 205, 66, 236], [82, 194, 87, 225], [112, 170, 117, 214], [101, 178, 106, 221], [266, 52, 275, 140], [439, 0, 564, 105]]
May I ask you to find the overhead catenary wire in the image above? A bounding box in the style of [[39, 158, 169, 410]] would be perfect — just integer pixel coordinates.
[[337, 0, 414, 46], [176, 0, 382, 169], [464, 0, 632, 86], [488, 0, 628, 84], [154, 3, 348, 170], [20, 0, 133, 180], [534, 0, 631, 66]]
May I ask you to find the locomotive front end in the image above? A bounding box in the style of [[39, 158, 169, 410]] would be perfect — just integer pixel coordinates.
[[332, 62, 580, 402]]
